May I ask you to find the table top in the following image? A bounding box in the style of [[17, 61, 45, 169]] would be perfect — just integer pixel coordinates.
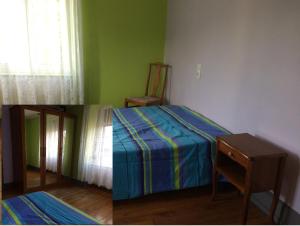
[[218, 133, 287, 159]]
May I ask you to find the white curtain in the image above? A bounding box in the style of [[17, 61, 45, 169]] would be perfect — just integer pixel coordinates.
[[0, 0, 83, 104], [78, 106, 112, 190], [46, 116, 59, 172]]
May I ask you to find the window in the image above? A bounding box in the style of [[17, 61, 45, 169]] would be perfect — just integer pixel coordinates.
[[0, 0, 83, 104], [78, 106, 112, 189], [86, 124, 112, 168]]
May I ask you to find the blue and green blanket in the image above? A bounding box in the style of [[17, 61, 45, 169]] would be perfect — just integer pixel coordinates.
[[113, 105, 230, 200], [2, 191, 101, 225]]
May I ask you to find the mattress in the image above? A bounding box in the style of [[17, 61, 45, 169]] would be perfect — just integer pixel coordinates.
[[2, 191, 101, 225], [113, 105, 230, 200]]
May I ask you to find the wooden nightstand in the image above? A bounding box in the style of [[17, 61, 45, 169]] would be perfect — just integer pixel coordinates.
[[212, 133, 287, 224]]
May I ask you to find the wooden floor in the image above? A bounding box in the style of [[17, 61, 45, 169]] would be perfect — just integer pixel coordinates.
[[26, 168, 42, 188], [48, 184, 112, 224], [113, 184, 269, 225], [3, 182, 269, 225], [26, 169, 57, 188], [3, 182, 112, 225]]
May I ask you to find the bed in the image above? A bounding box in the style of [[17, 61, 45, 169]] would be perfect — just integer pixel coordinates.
[[113, 105, 231, 200], [2, 191, 101, 225]]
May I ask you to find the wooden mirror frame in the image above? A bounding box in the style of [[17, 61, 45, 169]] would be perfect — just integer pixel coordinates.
[[10, 105, 76, 194]]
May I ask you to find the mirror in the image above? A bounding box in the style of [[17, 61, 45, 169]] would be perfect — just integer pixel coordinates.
[[62, 117, 75, 178], [45, 113, 59, 185], [24, 109, 41, 189]]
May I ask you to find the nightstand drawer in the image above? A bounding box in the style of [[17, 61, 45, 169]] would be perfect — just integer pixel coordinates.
[[218, 140, 249, 168]]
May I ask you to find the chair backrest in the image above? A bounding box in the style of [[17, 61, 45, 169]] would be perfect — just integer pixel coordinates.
[[145, 63, 170, 102]]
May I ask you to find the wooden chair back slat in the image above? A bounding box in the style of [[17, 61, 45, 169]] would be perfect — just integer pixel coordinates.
[[145, 64, 152, 96], [151, 64, 162, 97], [146, 63, 169, 101], [160, 66, 169, 104]]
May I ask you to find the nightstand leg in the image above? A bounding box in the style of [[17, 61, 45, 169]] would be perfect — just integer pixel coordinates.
[[269, 193, 279, 224], [211, 167, 218, 201], [242, 189, 251, 224], [242, 165, 253, 225], [269, 157, 286, 224]]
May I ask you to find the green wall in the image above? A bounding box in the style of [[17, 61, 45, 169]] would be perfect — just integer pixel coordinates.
[[82, 0, 168, 106], [25, 117, 40, 168]]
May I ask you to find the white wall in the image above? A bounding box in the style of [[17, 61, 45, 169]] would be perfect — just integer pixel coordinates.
[[165, 0, 300, 213], [2, 106, 14, 184]]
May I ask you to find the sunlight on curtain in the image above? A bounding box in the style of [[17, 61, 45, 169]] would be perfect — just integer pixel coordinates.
[[78, 106, 112, 189], [46, 116, 59, 172], [62, 129, 67, 161], [0, 0, 83, 104]]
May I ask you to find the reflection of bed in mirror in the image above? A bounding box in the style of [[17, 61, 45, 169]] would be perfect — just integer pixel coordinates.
[[10, 106, 76, 193]]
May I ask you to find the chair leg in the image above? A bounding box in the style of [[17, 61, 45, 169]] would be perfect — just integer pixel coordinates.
[[124, 99, 129, 108]]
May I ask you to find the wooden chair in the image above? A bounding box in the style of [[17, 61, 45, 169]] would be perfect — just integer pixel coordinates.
[[124, 63, 170, 107]]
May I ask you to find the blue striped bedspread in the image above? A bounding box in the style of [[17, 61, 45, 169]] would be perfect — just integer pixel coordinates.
[[113, 105, 231, 200], [2, 191, 101, 225]]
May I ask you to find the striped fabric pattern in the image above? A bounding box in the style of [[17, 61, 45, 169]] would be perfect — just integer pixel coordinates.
[[113, 105, 230, 200], [2, 191, 101, 225]]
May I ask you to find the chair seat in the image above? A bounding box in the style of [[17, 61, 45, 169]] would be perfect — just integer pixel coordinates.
[[125, 96, 161, 106]]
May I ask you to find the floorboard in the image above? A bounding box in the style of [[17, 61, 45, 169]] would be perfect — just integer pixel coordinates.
[[113, 184, 269, 225], [26, 168, 57, 188]]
